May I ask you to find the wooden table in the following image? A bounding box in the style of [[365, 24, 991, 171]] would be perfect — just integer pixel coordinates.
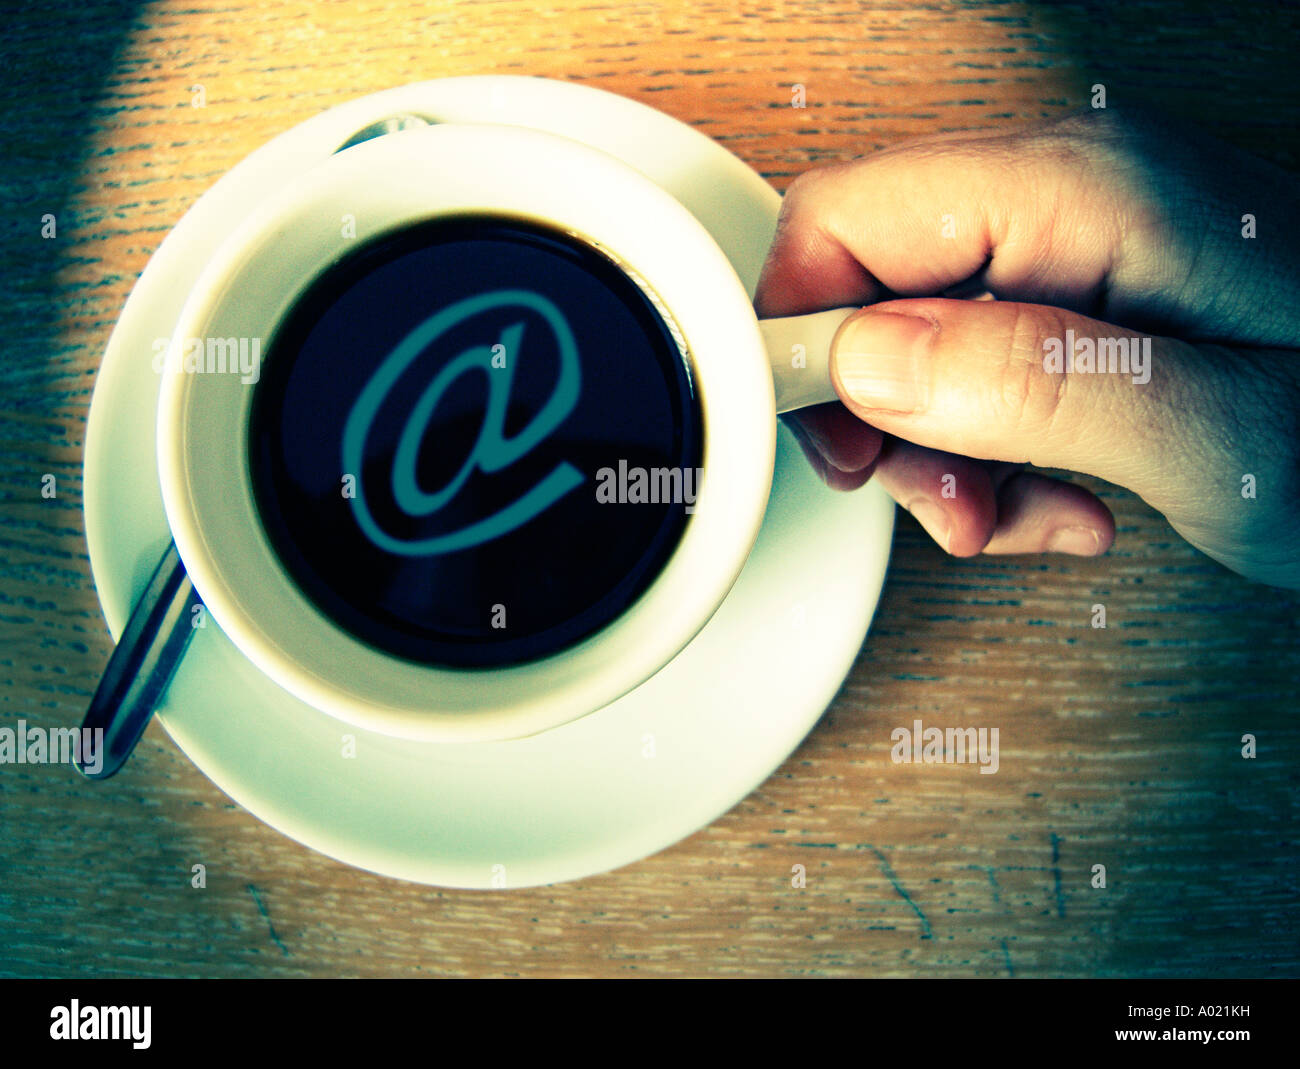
[[2, 0, 1297, 978]]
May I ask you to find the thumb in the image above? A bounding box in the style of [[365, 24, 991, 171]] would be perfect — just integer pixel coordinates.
[[829, 298, 1198, 498]]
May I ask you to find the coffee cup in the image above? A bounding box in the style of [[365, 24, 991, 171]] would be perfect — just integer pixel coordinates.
[[155, 121, 859, 743]]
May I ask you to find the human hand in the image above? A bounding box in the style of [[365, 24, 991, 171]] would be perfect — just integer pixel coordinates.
[[756, 109, 1300, 588]]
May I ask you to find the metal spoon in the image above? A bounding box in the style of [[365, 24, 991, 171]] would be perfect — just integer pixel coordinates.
[[77, 540, 201, 779], [334, 113, 431, 153], [78, 114, 435, 779]]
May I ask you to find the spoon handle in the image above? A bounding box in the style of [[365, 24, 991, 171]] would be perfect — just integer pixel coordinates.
[[77, 541, 202, 779]]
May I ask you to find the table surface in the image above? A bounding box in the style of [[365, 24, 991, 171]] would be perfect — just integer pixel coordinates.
[[2, 0, 1297, 978]]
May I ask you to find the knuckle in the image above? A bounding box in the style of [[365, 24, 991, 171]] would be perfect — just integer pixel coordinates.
[[777, 168, 844, 245], [779, 167, 829, 217], [1041, 104, 1139, 151], [988, 305, 1070, 435], [769, 165, 852, 270]]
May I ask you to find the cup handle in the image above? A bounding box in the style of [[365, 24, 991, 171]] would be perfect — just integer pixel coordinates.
[[759, 306, 861, 415]]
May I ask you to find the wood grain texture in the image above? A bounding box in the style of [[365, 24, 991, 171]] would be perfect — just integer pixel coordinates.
[[1, 0, 1297, 978]]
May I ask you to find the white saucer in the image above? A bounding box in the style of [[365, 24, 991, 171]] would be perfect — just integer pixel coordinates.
[[83, 76, 894, 888]]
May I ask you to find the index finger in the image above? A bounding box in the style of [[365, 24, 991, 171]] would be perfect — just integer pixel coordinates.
[[755, 117, 1125, 320]]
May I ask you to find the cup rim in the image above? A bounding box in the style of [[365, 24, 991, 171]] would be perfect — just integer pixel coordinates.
[[156, 122, 776, 742]]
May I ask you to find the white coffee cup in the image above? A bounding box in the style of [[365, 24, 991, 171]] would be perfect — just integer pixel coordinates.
[[156, 121, 859, 743]]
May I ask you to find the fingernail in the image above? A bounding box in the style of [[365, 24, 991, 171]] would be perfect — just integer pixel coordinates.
[[906, 498, 951, 554], [1047, 525, 1102, 556], [833, 310, 935, 413]]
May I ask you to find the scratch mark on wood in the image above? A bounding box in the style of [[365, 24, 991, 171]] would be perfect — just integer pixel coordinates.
[[1001, 939, 1014, 977], [247, 883, 290, 956], [867, 845, 932, 939], [1050, 832, 1066, 919], [985, 865, 1002, 906]]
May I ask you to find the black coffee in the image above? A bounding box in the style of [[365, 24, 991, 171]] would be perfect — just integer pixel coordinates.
[[248, 214, 703, 668]]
